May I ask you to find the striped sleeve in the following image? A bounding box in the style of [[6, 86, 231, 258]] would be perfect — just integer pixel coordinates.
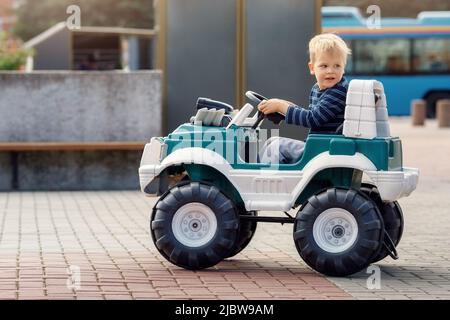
[[285, 84, 347, 129]]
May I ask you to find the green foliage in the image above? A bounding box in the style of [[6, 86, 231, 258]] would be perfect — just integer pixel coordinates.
[[0, 33, 32, 70], [14, 0, 154, 41]]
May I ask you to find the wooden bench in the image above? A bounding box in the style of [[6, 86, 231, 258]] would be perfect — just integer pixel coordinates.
[[0, 141, 147, 189], [0, 141, 146, 151]]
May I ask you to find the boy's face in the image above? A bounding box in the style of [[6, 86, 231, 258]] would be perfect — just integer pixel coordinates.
[[309, 51, 345, 90]]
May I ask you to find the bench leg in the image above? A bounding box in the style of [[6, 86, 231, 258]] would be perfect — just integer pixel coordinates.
[[10, 152, 19, 190]]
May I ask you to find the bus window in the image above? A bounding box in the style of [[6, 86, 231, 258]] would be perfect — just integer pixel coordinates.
[[413, 38, 450, 73], [354, 39, 411, 74]]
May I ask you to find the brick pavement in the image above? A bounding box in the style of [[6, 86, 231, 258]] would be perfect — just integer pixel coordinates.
[[0, 190, 352, 300], [0, 118, 448, 300]]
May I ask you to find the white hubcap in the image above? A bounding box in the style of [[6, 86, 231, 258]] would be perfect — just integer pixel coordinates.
[[313, 208, 358, 253], [172, 203, 217, 247]]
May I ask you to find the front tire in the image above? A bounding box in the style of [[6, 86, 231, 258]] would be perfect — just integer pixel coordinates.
[[151, 182, 239, 270], [294, 188, 384, 277], [227, 210, 257, 258]]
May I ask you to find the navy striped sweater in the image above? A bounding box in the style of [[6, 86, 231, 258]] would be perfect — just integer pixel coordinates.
[[285, 77, 348, 134]]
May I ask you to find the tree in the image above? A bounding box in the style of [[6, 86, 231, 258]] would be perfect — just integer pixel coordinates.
[[0, 32, 32, 70], [13, 0, 154, 41]]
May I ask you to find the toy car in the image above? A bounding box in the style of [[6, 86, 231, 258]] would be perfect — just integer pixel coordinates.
[[139, 80, 419, 277]]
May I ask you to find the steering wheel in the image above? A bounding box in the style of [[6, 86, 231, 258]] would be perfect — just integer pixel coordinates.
[[245, 91, 285, 129], [246, 91, 269, 105]]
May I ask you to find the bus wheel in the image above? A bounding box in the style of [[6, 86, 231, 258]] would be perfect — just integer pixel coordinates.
[[360, 184, 404, 263], [425, 91, 450, 118]]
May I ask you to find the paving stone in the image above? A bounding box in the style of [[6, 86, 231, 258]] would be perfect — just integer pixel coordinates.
[[1, 119, 449, 300]]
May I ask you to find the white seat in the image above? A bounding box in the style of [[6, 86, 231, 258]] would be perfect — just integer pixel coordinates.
[[343, 80, 391, 139]]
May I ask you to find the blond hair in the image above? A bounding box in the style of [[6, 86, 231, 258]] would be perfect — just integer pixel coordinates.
[[309, 33, 351, 65]]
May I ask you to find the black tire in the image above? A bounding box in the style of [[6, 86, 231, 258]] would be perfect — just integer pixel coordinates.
[[294, 188, 384, 277], [150, 182, 239, 270], [360, 184, 404, 262], [227, 210, 258, 258], [425, 92, 450, 118]]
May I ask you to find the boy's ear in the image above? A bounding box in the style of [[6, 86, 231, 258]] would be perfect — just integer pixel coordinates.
[[308, 62, 314, 75]]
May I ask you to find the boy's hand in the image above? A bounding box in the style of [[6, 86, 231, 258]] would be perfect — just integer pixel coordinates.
[[258, 99, 291, 115]]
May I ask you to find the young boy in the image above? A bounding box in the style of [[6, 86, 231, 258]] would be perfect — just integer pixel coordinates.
[[259, 33, 351, 164]]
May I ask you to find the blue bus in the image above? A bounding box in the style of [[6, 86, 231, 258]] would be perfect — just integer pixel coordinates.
[[322, 6, 450, 117]]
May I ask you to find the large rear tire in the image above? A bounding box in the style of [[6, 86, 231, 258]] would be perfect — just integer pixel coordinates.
[[294, 188, 384, 277], [150, 182, 239, 270], [360, 184, 404, 263]]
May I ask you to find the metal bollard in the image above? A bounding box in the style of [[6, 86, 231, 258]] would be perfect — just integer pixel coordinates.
[[411, 99, 426, 126], [437, 99, 450, 128]]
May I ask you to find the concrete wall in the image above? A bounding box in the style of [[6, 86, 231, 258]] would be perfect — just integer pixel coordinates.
[[17, 151, 142, 191], [0, 71, 162, 191]]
